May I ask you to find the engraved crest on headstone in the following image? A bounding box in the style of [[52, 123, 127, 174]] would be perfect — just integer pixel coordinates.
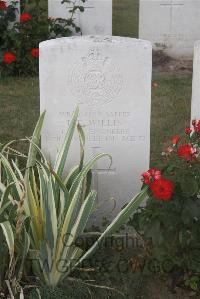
[[69, 47, 123, 106]]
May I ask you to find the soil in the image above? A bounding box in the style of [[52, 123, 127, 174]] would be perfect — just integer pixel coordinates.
[[153, 50, 193, 75], [137, 278, 200, 299]]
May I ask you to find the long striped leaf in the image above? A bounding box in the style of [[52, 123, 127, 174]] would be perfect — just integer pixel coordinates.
[[54, 107, 79, 178], [54, 182, 83, 264], [0, 221, 14, 260], [26, 111, 46, 169], [18, 227, 30, 281], [76, 187, 148, 267], [44, 177, 58, 252], [0, 154, 22, 200], [70, 153, 112, 198], [0, 182, 15, 209], [59, 190, 97, 282], [64, 165, 80, 190], [77, 123, 85, 171], [70, 190, 96, 245]]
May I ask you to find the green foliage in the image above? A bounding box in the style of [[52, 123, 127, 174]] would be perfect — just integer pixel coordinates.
[[23, 107, 147, 289], [0, 0, 85, 77], [129, 126, 200, 290], [0, 106, 148, 292], [0, 149, 30, 298]]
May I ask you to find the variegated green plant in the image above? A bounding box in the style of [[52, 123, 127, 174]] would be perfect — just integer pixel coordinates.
[[22, 106, 148, 289], [0, 149, 30, 298]]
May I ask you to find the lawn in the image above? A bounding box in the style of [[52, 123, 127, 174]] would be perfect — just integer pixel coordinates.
[[113, 0, 139, 37]]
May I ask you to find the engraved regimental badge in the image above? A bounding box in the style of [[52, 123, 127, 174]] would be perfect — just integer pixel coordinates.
[[69, 47, 123, 106]]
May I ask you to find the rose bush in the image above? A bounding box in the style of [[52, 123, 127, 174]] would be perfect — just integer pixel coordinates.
[[0, 0, 86, 76], [129, 120, 200, 291]]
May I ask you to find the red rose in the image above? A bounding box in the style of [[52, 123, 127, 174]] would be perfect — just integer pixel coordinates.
[[149, 168, 161, 180], [0, 1, 7, 10], [31, 48, 39, 58], [3, 52, 17, 64], [185, 127, 192, 135], [20, 13, 31, 23], [141, 171, 151, 185], [142, 168, 161, 185], [178, 144, 195, 161], [150, 178, 174, 201], [171, 135, 180, 145]]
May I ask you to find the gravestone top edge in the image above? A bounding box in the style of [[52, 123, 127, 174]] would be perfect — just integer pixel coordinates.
[[39, 36, 152, 49]]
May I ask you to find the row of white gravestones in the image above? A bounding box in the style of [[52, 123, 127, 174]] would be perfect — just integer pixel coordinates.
[[139, 0, 200, 59], [191, 41, 200, 120], [40, 36, 152, 223], [48, 0, 112, 35]]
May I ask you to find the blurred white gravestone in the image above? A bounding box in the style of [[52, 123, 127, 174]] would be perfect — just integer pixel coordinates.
[[139, 0, 200, 59], [48, 0, 112, 35], [40, 36, 152, 222], [191, 41, 200, 120]]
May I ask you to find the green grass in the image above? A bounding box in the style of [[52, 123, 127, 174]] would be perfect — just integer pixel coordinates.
[[0, 74, 192, 162], [113, 0, 139, 37], [151, 73, 192, 162], [0, 77, 39, 152]]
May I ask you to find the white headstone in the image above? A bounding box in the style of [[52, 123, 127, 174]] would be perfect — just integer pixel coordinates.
[[139, 0, 200, 59], [191, 41, 200, 120], [48, 0, 112, 35], [40, 36, 152, 222]]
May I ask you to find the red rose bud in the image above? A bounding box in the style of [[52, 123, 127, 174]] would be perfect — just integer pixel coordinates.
[[178, 144, 196, 161], [141, 171, 151, 185], [171, 135, 180, 145], [0, 1, 7, 10], [141, 168, 161, 185], [31, 48, 39, 58], [150, 178, 174, 201], [3, 52, 17, 64], [185, 127, 192, 135], [20, 13, 31, 23]]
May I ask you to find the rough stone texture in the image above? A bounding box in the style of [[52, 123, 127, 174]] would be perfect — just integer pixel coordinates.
[[139, 0, 200, 59], [191, 41, 200, 120], [40, 36, 152, 222], [48, 0, 112, 35]]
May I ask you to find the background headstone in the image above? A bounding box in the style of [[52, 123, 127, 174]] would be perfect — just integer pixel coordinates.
[[40, 36, 152, 222], [191, 41, 200, 120], [139, 0, 200, 59], [48, 0, 112, 35]]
